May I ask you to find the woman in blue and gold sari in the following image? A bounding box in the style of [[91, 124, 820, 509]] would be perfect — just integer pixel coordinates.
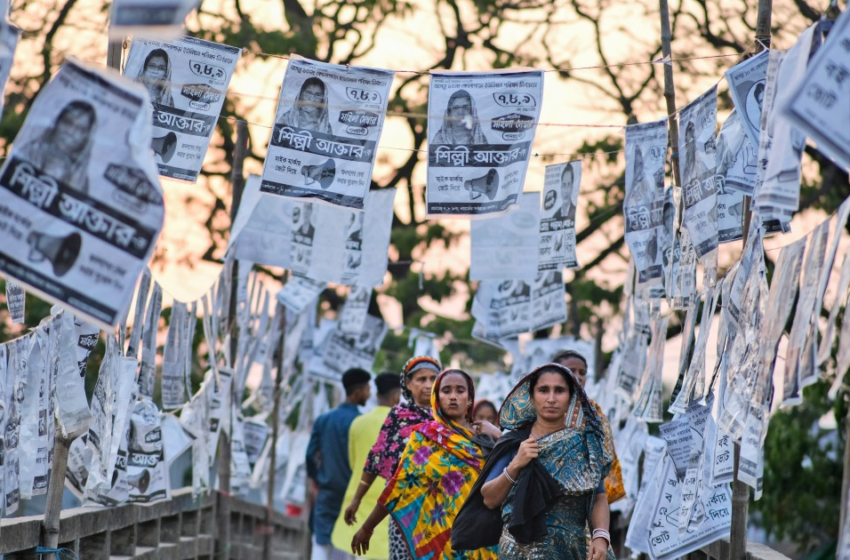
[[452, 363, 615, 560]]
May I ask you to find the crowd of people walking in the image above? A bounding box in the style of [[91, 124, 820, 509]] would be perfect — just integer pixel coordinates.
[[305, 352, 623, 560]]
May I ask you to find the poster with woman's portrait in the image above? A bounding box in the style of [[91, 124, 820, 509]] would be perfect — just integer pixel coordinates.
[[124, 36, 241, 182], [678, 85, 719, 261], [624, 119, 668, 291], [426, 70, 544, 217], [539, 161, 580, 271], [0, 59, 164, 330], [260, 57, 394, 210]]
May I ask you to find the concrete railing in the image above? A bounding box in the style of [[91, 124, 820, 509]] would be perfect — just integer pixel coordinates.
[[686, 537, 794, 560], [0, 488, 310, 559]]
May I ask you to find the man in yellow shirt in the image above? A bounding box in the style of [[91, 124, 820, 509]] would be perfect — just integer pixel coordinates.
[[331, 372, 400, 559]]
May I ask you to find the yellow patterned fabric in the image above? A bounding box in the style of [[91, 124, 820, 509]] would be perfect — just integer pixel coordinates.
[[593, 402, 626, 504], [378, 370, 497, 560]]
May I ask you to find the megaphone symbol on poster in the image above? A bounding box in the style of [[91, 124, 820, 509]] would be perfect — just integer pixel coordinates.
[[464, 168, 499, 201], [26, 231, 82, 277], [152, 132, 178, 163], [301, 159, 336, 189], [127, 469, 151, 494]]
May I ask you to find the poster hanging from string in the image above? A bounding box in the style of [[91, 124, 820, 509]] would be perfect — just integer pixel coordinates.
[[0, 60, 163, 330], [539, 161, 580, 271], [260, 57, 394, 210], [426, 70, 544, 217], [124, 36, 242, 182]]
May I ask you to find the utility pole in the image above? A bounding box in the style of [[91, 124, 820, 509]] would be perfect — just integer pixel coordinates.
[[731, 2, 771, 558], [217, 119, 250, 557], [659, 0, 681, 190]]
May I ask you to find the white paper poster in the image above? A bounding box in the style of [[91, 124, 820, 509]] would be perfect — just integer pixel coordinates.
[[784, 9, 850, 171], [260, 57, 394, 210], [757, 24, 818, 221], [470, 191, 540, 281], [624, 119, 668, 290], [539, 161, 580, 270], [126, 398, 169, 503], [276, 276, 325, 314], [678, 86, 718, 260], [339, 286, 370, 334], [0, 60, 164, 330], [319, 315, 387, 380], [232, 176, 394, 286], [124, 36, 241, 182], [725, 50, 769, 151], [714, 111, 753, 243], [426, 70, 544, 217], [0, 21, 19, 118], [5, 281, 24, 324]]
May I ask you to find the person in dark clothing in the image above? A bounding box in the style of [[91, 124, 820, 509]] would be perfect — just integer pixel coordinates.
[[306, 368, 371, 560]]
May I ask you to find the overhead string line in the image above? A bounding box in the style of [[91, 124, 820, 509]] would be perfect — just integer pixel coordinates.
[[36, 38, 755, 159]]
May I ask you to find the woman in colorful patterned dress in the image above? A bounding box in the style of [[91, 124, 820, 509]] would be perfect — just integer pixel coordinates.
[[454, 363, 614, 560], [351, 369, 500, 560], [343, 357, 439, 560]]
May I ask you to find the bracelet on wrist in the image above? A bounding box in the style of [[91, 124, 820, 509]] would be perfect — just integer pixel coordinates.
[[502, 467, 517, 485], [592, 529, 610, 544]]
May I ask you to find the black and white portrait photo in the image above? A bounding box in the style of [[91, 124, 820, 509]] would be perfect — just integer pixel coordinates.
[[553, 163, 577, 221], [432, 89, 488, 145], [135, 48, 175, 107], [277, 77, 333, 134], [17, 100, 97, 193]]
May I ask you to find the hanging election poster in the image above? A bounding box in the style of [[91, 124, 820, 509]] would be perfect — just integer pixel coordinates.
[[538, 161, 580, 271], [124, 36, 241, 182], [5, 280, 24, 323], [470, 191, 540, 281], [756, 24, 819, 223], [725, 50, 769, 151], [714, 111, 752, 243], [108, 0, 196, 40], [319, 316, 387, 380], [339, 286, 371, 334], [0, 60, 163, 330], [260, 57, 394, 210], [426, 70, 544, 217], [624, 119, 668, 291], [783, 9, 850, 172], [678, 85, 719, 261], [126, 398, 170, 503], [231, 176, 394, 286]]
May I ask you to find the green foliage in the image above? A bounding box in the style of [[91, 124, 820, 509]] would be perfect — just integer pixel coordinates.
[[751, 380, 846, 554]]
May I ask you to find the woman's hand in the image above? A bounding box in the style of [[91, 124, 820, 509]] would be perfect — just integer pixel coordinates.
[[351, 527, 373, 556], [343, 498, 360, 525], [472, 420, 502, 439], [587, 536, 608, 560], [509, 435, 539, 470]]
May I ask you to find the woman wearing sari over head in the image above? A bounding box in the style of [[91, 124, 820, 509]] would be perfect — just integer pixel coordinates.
[[277, 77, 334, 134], [136, 48, 175, 107], [552, 350, 625, 505], [343, 357, 439, 560], [431, 90, 488, 145], [351, 369, 500, 560], [453, 363, 614, 560]]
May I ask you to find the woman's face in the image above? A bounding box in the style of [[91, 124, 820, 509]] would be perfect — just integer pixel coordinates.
[[55, 109, 94, 153], [299, 83, 325, 118], [437, 372, 471, 422], [556, 356, 587, 388], [143, 55, 168, 84], [532, 371, 571, 422], [473, 404, 497, 426], [407, 368, 437, 408], [448, 96, 473, 126]]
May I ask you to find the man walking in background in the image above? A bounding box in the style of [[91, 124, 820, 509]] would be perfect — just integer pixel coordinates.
[[331, 372, 401, 559], [306, 368, 372, 560]]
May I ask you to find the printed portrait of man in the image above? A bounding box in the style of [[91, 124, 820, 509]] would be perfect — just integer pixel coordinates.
[[292, 203, 316, 245], [432, 89, 488, 145], [278, 77, 333, 134], [16, 100, 97, 193], [135, 48, 175, 107], [553, 163, 577, 221]]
